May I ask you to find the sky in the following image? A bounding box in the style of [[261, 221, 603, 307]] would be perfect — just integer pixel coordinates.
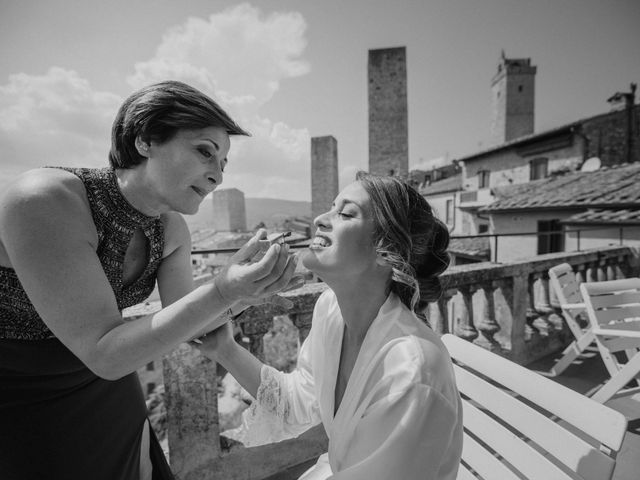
[[1, 0, 639, 201]]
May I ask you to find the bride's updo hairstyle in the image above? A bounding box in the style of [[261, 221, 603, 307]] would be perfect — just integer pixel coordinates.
[[356, 171, 450, 313]]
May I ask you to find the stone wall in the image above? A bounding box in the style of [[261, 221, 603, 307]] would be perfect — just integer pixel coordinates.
[[581, 104, 640, 166]]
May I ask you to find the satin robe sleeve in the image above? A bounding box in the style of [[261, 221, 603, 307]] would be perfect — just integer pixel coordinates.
[[330, 383, 461, 480], [231, 327, 322, 447]]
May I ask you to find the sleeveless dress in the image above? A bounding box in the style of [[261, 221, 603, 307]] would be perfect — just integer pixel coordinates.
[[0, 167, 174, 480]]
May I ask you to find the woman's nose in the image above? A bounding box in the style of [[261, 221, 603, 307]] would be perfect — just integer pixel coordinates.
[[313, 210, 331, 229], [206, 162, 223, 186]]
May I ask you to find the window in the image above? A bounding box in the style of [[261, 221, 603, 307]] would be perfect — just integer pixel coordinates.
[[478, 170, 490, 189], [478, 224, 489, 234], [446, 199, 454, 226], [530, 157, 548, 180], [537, 219, 564, 254]]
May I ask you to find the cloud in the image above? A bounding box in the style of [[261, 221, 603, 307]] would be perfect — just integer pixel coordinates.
[[127, 3, 309, 111], [0, 67, 121, 188], [0, 4, 312, 201]]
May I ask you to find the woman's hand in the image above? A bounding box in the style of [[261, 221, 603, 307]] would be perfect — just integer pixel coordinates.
[[215, 229, 299, 306]]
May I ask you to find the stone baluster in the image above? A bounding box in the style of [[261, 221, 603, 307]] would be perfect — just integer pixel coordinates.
[[454, 285, 478, 342], [597, 259, 607, 281], [476, 281, 501, 351], [586, 262, 599, 282], [540, 273, 563, 330], [606, 260, 617, 281], [575, 266, 586, 284], [163, 344, 220, 479], [531, 273, 554, 334], [291, 311, 314, 344], [616, 254, 630, 278], [428, 290, 453, 335], [239, 316, 274, 362], [525, 274, 541, 339]]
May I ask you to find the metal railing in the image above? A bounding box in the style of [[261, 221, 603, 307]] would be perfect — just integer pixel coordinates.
[[191, 226, 635, 264]]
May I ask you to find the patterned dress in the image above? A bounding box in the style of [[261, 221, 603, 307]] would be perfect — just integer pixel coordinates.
[[0, 167, 174, 480]]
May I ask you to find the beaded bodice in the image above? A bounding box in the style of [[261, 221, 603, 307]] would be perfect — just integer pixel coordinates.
[[0, 167, 165, 340]]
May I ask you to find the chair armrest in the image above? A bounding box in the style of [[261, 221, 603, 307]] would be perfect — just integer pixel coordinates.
[[593, 328, 640, 338], [561, 303, 585, 310]]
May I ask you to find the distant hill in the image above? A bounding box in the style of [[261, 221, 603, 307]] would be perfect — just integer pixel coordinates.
[[184, 197, 311, 232]]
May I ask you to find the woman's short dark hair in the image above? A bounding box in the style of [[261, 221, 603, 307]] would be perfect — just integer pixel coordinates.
[[356, 171, 450, 313], [109, 80, 250, 169]]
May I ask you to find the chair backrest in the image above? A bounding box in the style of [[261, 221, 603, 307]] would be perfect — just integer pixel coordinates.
[[580, 278, 640, 329], [441, 334, 628, 480], [549, 263, 585, 338], [549, 263, 582, 306]]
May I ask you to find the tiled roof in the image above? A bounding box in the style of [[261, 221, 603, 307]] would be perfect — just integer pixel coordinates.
[[455, 105, 640, 164], [419, 174, 463, 196], [562, 208, 640, 225], [480, 162, 640, 212], [456, 123, 576, 163], [448, 236, 491, 259]]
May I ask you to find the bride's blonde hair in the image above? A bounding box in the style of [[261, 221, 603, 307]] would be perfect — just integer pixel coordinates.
[[356, 171, 450, 313]]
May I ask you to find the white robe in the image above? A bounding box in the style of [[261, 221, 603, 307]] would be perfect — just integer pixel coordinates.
[[232, 289, 463, 479]]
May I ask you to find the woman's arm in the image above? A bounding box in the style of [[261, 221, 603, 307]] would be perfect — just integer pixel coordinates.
[[197, 320, 322, 443], [0, 169, 295, 380]]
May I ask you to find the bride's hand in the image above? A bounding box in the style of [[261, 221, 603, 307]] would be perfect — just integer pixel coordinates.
[[192, 322, 236, 361]]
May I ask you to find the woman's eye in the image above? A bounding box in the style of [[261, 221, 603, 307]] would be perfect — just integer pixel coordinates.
[[338, 211, 353, 218], [198, 147, 212, 158]]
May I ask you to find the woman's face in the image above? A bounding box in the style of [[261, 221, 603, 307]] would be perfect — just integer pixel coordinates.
[[142, 126, 231, 215], [301, 181, 379, 278]]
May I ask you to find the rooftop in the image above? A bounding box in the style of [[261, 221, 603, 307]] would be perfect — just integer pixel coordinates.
[[562, 208, 640, 225], [419, 173, 463, 196], [480, 162, 640, 213]]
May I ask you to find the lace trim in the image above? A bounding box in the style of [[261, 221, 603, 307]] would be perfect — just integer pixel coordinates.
[[254, 364, 291, 419], [223, 365, 295, 447]]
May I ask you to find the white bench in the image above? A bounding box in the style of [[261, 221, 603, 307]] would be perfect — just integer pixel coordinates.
[[442, 334, 628, 480]]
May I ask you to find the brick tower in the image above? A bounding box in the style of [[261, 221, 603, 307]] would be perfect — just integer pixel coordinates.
[[491, 52, 537, 145], [368, 47, 408, 177], [211, 188, 247, 232], [311, 135, 339, 223]]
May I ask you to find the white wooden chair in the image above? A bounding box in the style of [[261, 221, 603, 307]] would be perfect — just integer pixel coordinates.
[[442, 334, 628, 480], [580, 278, 640, 403], [548, 263, 595, 375]]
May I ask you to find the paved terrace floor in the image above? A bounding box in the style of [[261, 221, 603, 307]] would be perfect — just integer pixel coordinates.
[[266, 348, 640, 480]]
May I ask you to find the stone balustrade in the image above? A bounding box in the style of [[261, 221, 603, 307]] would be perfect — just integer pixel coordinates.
[[163, 245, 639, 480]]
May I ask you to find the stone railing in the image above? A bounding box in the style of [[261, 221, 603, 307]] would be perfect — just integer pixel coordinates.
[[163, 245, 639, 480]]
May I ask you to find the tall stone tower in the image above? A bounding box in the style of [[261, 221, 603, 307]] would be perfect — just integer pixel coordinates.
[[311, 135, 339, 222], [491, 53, 537, 145], [368, 47, 408, 177], [211, 188, 246, 232]]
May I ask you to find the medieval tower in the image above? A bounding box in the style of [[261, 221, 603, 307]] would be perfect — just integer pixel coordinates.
[[211, 188, 247, 232], [491, 53, 537, 145], [311, 135, 339, 223], [368, 47, 408, 177]]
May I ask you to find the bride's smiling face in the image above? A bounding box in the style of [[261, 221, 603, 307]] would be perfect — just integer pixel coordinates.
[[301, 181, 379, 277]]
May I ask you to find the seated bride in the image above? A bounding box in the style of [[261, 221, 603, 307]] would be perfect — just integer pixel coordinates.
[[197, 172, 463, 479]]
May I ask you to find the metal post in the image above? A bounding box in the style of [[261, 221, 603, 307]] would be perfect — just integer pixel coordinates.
[[493, 235, 498, 263]]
